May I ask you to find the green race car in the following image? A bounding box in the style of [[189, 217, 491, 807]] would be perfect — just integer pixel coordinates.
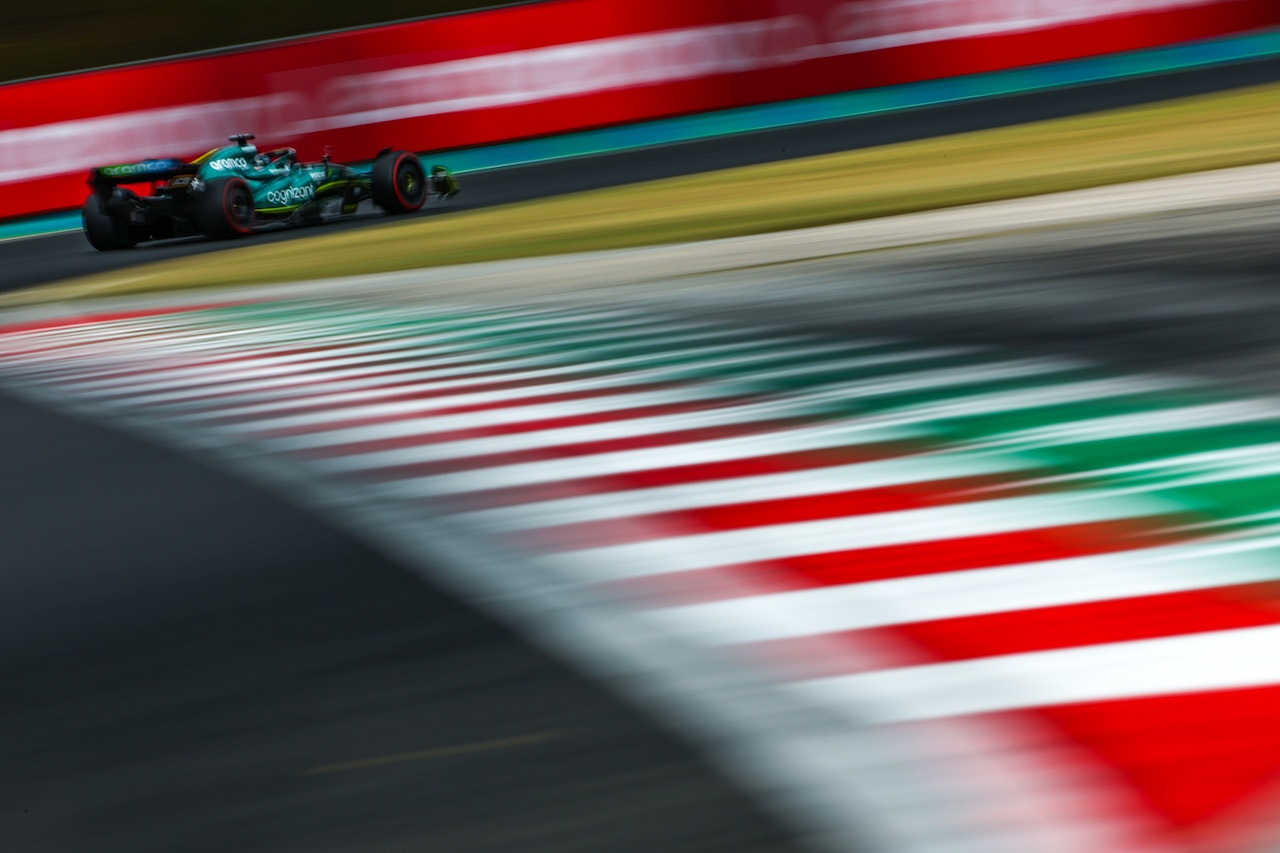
[[82, 133, 459, 251]]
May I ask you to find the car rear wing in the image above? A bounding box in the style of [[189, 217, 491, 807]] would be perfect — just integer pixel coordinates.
[[87, 158, 199, 195]]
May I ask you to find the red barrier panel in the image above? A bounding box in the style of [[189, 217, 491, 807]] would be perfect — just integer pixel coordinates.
[[2, 0, 1277, 219]]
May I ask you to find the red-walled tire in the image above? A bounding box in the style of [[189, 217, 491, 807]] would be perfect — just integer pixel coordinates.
[[371, 150, 427, 214], [196, 177, 254, 238]]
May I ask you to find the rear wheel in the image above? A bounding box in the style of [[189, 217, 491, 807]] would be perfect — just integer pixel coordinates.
[[371, 151, 426, 214], [196, 177, 254, 238], [82, 191, 139, 251]]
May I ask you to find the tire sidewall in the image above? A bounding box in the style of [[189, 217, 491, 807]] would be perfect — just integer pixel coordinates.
[[82, 190, 137, 251], [372, 151, 426, 214], [221, 177, 254, 234], [197, 176, 255, 238]]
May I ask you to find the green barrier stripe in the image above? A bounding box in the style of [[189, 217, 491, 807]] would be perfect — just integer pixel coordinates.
[[0, 210, 80, 241]]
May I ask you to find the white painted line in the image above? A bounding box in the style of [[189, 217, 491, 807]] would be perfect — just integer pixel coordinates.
[[545, 490, 1173, 580], [459, 450, 1036, 530], [365, 420, 921, 496], [639, 535, 1280, 646], [792, 621, 1280, 724]]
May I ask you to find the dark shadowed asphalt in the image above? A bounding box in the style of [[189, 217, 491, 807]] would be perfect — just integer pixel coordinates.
[[0, 392, 807, 853]]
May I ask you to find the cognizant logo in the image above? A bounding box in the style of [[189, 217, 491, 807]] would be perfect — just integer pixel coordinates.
[[265, 186, 315, 205]]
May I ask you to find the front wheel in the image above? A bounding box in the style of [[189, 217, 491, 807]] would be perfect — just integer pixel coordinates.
[[195, 177, 254, 239], [371, 150, 427, 214], [82, 191, 139, 251]]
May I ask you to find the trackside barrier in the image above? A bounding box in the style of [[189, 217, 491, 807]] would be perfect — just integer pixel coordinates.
[[3, 26, 1279, 244], [2, 0, 1279, 220]]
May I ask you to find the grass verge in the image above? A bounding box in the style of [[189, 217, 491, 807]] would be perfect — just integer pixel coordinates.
[[14, 81, 1280, 304]]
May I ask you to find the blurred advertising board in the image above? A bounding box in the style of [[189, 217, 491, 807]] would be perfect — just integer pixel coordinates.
[[2, 0, 1277, 218]]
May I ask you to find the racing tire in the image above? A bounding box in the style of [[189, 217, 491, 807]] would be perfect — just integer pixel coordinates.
[[371, 150, 427, 214], [82, 191, 139, 251], [195, 176, 255, 239]]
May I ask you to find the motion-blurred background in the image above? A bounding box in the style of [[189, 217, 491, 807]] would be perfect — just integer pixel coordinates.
[[2, 3, 1280, 853]]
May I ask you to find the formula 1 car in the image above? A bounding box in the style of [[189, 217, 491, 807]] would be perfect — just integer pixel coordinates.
[[82, 133, 459, 251]]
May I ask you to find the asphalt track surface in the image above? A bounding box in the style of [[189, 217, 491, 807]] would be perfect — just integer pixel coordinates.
[[3, 54, 1279, 293], [0, 404, 809, 853], [1, 59, 1278, 853], [633, 195, 1280, 397]]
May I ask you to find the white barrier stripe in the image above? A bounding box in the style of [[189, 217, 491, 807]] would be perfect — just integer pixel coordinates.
[[545, 491, 1172, 580], [271, 398, 828, 460], [78, 326, 750, 405], [175, 337, 852, 421], [52, 312, 714, 378], [3, 315, 389, 351], [22, 306, 661, 365], [459, 451, 1035, 530], [0, 314, 269, 343], [790, 622, 1280, 725], [6, 304, 598, 349], [122, 349, 628, 407], [316, 360, 1090, 480], [363, 421, 919, 496], [69, 332, 909, 411], [60, 315, 690, 392], [792, 358, 1085, 407], [171, 338, 936, 418], [0, 318, 666, 363], [639, 535, 1280, 646], [291, 383, 781, 457], [3, 325, 437, 373], [219, 341, 861, 433], [0, 316, 211, 339], [241, 346, 965, 439], [460, 378, 1196, 530], [868, 375, 1197, 425], [73, 349, 502, 398], [125, 353, 581, 408], [42, 330, 531, 383]]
